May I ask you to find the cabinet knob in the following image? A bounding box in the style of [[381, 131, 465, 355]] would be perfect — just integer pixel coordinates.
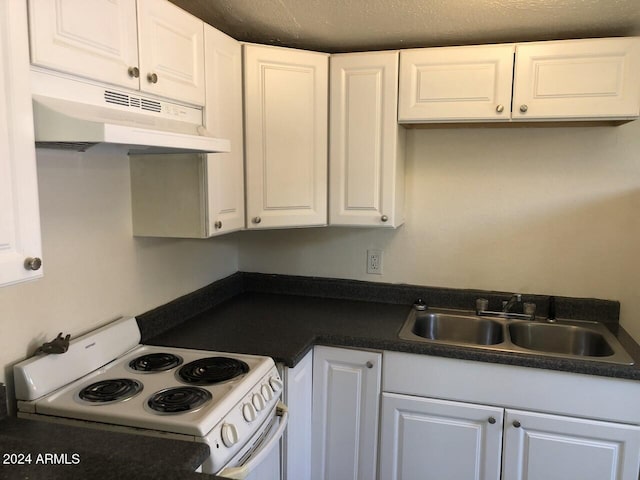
[[128, 66, 140, 78], [214, 221, 222, 230], [147, 72, 158, 84], [495, 104, 504, 113], [381, 215, 388, 223], [512, 420, 521, 428], [365, 361, 374, 369], [488, 416, 496, 424], [519, 104, 528, 113], [252, 216, 262, 224], [24, 257, 42, 271]]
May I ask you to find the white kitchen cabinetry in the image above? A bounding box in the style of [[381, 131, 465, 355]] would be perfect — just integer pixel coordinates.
[[383, 351, 640, 480], [28, 0, 205, 106], [512, 37, 640, 121], [130, 25, 243, 238], [311, 346, 381, 480], [399, 44, 515, 123], [329, 51, 405, 228], [399, 37, 640, 123], [0, 0, 43, 286], [503, 409, 640, 480], [379, 393, 503, 480], [281, 349, 313, 480], [244, 44, 328, 229]]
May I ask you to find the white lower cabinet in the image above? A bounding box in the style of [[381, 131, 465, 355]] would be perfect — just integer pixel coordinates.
[[503, 409, 640, 480], [311, 346, 381, 480], [380, 392, 640, 480], [281, 349, 313, 480], [379, 393, 503, 480], [382, 352, 640, 480]]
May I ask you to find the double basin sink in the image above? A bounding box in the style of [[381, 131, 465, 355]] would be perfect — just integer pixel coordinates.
[[398, 308, 634, 365]]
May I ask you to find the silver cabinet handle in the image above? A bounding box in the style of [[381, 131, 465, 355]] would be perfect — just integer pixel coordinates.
[[381, 215, 388, 222], [252, 217, 262, 224], [24, 257, 42, 271], [365, 361, 374, 369], [488, 417, 496, 424], [214, 221, 222, 230], [147, 73, 158, 84], [513, 420, 521, 428], [128, 66, 140, 78], [496, 104, 504, 113], [519, 104, 528, 113]]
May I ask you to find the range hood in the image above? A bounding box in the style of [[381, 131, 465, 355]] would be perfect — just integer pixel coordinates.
[[30, 69, 231, 155]]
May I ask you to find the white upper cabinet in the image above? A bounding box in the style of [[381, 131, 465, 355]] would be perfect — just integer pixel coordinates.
[[330, 51, 405, 228], [244, 44, 328, 229], [28, 0, 205, 106], [512, 37, 640, 121], [202, 25, 244, 236], [129, 25, 243, 238], [136, 0, 205, 105], [399, 44, 515, 123], [0, 1, 43, 286], [399, 37, 640, 123]]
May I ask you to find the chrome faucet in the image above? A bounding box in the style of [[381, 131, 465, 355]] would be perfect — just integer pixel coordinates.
[[502, 294, 522, 313]]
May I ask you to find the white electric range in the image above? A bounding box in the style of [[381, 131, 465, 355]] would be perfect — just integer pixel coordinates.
[[13, 316, 287, 478]]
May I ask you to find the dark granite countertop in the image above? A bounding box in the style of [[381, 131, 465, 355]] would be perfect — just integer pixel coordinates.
[[0, 417, 226, 480], [142, 274, 640, 381]]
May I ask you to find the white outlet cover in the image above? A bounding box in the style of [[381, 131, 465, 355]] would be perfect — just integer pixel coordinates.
[[367, 249, 383, 275]]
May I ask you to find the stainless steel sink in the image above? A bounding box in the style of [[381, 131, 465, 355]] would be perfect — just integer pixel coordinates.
[[398, 308, 634, 365], [403, 313, 503, 345], [509, 322, 614, 357]]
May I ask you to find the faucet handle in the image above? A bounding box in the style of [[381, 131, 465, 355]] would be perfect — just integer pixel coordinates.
[[476, 298, 489, 313]]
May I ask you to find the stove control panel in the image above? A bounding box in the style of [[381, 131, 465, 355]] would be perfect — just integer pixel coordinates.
[[202, 364, 283, 473]]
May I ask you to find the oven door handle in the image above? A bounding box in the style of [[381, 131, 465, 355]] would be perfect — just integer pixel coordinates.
[[219, 401, 289, 480]]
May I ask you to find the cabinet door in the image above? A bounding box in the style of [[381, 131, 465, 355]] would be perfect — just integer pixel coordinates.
[[503, 409, 640, 480], [513, 37, 640, 121], [398, 44, 515, 122], [137, 0, 205, 105], [203, 26, 245, 236], [27, 0, 139, 89], [330, 51, 405, 228], [244, 45, 328, 229], [0, 0, 43, 286], [282, 350, 313, 480], [311, 346, 381, 480], [379, 393, 503, 480]]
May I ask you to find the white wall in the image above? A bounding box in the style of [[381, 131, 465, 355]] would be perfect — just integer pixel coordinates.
[[238, 120, 640, 342], [0, 147, 239, 384]]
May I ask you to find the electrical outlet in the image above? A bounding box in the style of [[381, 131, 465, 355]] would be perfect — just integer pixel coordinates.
[[367, 249, 383, 275]]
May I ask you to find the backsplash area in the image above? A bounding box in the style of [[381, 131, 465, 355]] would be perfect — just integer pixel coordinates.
[[137, 272, 619, 341]]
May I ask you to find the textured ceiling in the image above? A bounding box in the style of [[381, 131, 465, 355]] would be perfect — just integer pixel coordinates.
[[170, 0, 640, 53]]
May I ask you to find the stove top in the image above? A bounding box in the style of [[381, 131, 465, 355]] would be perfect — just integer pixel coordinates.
[[20, 344, 277, 436]]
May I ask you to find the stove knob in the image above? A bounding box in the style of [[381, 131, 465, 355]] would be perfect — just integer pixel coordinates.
[[252, 392, 265, 412], [221, 423, 239, 447], [269, 377, 283, 393], [261, 384, 274, 401], [242, 403, 257, 423]]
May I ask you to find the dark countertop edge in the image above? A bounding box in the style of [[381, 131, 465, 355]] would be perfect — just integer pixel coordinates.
[[0, 417, 223, 480], [138, 272, 638, 380]]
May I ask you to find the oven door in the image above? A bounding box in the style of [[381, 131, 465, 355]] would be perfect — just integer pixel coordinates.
[[218, 402, 289, 480]]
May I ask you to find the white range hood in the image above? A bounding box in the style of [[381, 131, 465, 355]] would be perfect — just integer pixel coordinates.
[[30, 69, 230, 155]]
